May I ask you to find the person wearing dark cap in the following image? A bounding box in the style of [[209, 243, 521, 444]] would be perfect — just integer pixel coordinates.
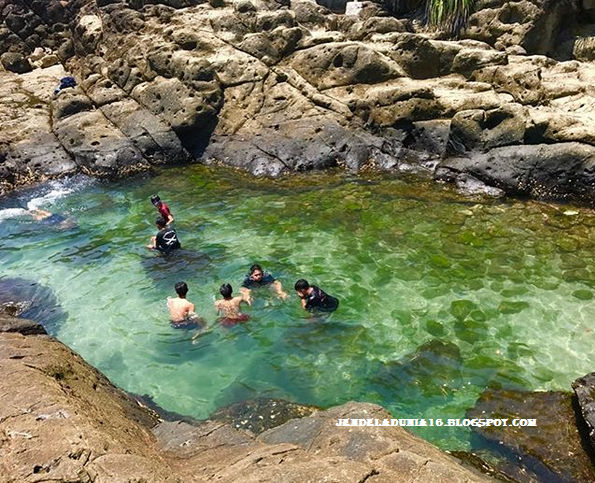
[[150, 195, 174, 225], [146, 217, 181, 254], [294, 279, 339, 313]]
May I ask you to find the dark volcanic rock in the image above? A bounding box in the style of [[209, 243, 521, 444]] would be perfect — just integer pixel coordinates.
[[209, 398, 319, 435], [572, 372, 595, 452], [437, 142, 595, 203], [1, 51, 32, 73], [468, 388, 595, 483]]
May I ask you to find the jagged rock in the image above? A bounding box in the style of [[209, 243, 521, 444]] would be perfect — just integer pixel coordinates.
[[389, 34, 443, 79], [465, 0, 578, 56], [288, 42, 404, 89], [4, 0, 595, 203], [467, 388, 595, 483]]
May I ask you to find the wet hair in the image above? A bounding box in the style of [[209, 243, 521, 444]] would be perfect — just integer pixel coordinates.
[[175, 282, 188, 296], [156, 217, 166, 228], [294, 279, 309, 291], [220, 283, 233, 299], [150, 195, 161, 206], [249, 263, 263, 274]]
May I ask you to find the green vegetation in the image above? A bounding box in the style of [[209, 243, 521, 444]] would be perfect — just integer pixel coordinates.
[[384, 0, 477, 37], [426, 0, 477, 37]]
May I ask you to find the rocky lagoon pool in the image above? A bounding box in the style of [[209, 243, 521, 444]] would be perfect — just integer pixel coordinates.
[[2, 165, 595, 450]]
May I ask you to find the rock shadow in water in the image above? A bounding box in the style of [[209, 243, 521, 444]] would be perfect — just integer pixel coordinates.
[[372, 339, 465, 403], [0, 277, 66, 335], [139, 247, 217, 291]]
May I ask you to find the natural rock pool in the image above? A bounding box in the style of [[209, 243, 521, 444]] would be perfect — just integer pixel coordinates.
[[2, 166, 595, 450]]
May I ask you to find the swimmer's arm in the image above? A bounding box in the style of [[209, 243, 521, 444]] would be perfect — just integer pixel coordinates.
[[300, 296, 307, 310], [271, 280, 288, 299], [235, 296, 248, 307], [30, 209, 52, 221], [166, 213, 174, 225], [240, 287, 252, 305], [146, 235, 157, 249]]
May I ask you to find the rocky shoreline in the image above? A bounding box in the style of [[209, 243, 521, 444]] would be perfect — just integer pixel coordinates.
[[3, 0, 595, 203], [0, 314, 501, 483], [4, 305, 595, 482]]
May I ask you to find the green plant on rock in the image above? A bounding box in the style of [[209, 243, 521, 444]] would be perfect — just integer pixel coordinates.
[[384, 0, 477, 38], [426, 0, 477, 37]]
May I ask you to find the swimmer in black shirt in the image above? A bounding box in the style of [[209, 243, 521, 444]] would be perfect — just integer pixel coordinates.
[[147, 217, 181, 254], [294, 279, 339, 313], [240, 263, 288, 304]]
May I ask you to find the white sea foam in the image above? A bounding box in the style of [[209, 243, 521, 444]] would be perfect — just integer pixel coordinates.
[[0, 208, 29, 220], [26, 180, 74, 210]]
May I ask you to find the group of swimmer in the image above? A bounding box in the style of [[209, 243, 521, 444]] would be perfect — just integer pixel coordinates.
[[145, 195, 339, 329]]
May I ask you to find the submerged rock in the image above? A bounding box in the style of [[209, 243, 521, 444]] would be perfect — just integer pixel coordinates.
[[209, 397, 319, 434], [467, 388, 595, 483], [0, 277, 65, 334], [374, 339, 465, 400]]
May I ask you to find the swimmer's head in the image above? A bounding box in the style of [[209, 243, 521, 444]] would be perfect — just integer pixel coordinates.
[[220, 283, 233, 300], [155, 217, 166, 228], [294, 279, 309, 291], [294, 279, 310, 297], [175, 282, 188, 297], [150, 195, 162, 207], [249, 263, 263, 280]]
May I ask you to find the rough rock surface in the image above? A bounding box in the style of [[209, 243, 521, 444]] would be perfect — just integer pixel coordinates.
[[209, 397, 319, 434], [3, 0, 595, 203], [0, 315, 500, 483], [573, 372, 595, 452], [467, 388, 595, 483]]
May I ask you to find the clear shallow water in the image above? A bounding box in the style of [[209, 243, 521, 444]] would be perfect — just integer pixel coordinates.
[[2, 167, 595, 450]]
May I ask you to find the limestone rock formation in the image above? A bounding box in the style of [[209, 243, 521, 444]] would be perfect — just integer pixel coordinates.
[[3, 0, 595, 203], [0, 314, 500, 483]]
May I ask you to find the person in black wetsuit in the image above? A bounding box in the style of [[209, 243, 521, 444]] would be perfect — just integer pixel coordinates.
[[240, 263, 288, 303], [294, 279, 339, 313], [146, 217, 181, 254]]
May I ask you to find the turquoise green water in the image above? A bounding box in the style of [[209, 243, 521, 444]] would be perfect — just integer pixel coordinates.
[[2, 166, 595, 449]]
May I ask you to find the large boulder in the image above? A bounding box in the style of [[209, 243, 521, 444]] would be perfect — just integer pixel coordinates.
[[464, 0, 578, 56], [436, 142, 595, 203], [467, 388, 595, 483], [572, 372, 595, 451]]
